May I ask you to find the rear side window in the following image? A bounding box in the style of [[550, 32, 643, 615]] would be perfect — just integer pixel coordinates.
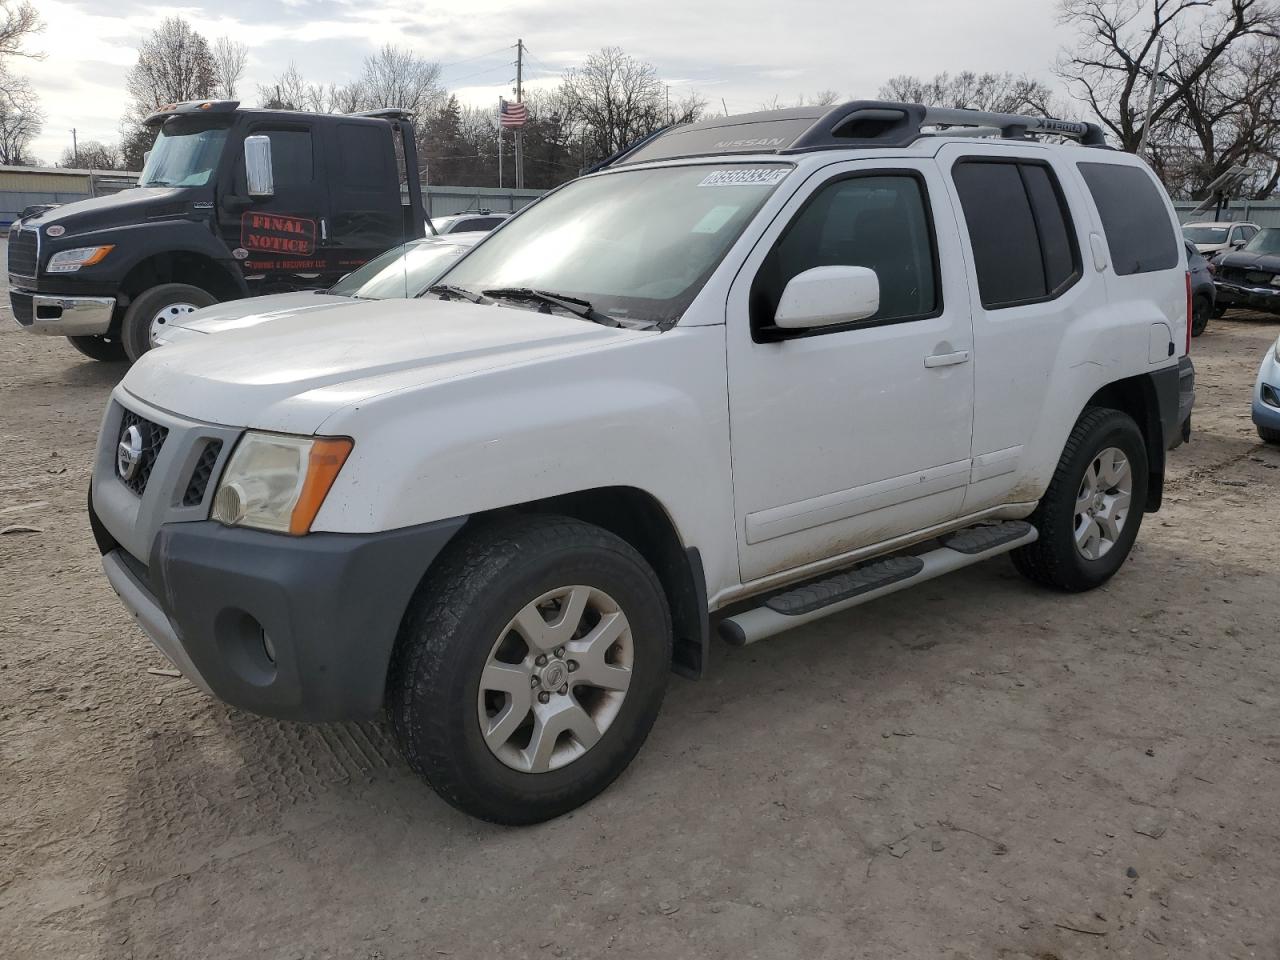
[[338, 122, 393, 190], [1077, 162, 1178, 276], [952, 159, 1080, 309]]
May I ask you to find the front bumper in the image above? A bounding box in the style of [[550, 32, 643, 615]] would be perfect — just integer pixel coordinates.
[[92, 495, 467, 721], [10, 287, 116, 335], [1253, 352, 1280, 431], [1214, 279, 1280, 314]]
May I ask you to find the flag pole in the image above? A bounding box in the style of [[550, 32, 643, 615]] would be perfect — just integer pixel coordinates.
[[497, 101, 504, 189]]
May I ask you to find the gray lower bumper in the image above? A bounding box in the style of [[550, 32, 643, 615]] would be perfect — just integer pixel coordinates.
[[101, 549, 214, 694], [22, 292, 116, 336]]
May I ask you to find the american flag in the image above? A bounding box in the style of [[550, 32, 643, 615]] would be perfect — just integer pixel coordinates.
[[499, 98, 527, 128]]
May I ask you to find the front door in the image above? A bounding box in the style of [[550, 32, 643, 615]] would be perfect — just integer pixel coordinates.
[[219, 122, 333, 290], [727, 160, 975, 584]]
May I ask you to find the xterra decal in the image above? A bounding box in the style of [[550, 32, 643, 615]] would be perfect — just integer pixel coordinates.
[[699, 168, 788, 187], [240, 212, 317, 255]]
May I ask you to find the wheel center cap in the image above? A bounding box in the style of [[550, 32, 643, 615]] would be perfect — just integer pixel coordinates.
[[1093, 493, 1106, 511], [539, 659, 568, 691]]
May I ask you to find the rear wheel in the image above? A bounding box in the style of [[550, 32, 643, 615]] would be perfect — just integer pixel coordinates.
[[387, 515, 671, 824], [1259, 425, 1280, 444], [121, 283, 217, 361], [1013, 407, 1149, 592], [66, 334, 127, 362], [1191, 295, 1211, 337]]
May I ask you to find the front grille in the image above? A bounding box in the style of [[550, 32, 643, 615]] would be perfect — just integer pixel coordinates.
[[10, 290, 32, 325], [118, 410, 169, 496], [182, 440, 223, 506], [8, 226, 37, 279]]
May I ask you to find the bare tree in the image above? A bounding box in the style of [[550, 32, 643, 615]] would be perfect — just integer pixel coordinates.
[[211, 37, 248, 100], [126, 17, 217, 110], [58, 139, 122, 170], [0, 1, 41, 61], [1057, 0, 1280, 152], [355, 44, 442, 114], [559, 47, 703, 160], [880, 71, 1060, 114], [0, 67, 40, 164]]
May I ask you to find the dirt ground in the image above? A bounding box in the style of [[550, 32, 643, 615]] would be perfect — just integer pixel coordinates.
[[2, 262, 1279, 959]]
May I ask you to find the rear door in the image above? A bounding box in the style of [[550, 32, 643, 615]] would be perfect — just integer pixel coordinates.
[[325, 121, 407, 281], [726, 159, 976, 584], [936, 143, 1104, 513]]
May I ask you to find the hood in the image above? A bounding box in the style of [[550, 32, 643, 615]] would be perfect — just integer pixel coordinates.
[[122, 297, 646, 434], [1217, 250, 1280, 274], [22, 186, 203, 239], [167, 292, 353, 336]]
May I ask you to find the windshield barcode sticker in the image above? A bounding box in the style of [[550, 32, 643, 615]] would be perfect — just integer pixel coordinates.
[[699, 168, 787, 187]]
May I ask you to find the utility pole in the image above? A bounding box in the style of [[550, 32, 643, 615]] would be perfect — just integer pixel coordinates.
[[71, 128, 78, 167], [1137, 38, 1164, 157], [515, 38, 524, 190]]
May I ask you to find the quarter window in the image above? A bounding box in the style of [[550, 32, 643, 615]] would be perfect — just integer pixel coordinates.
[[1077, 162, 1178, 276], [951, 158, 1081, 309], [750, 173, 939, 335]]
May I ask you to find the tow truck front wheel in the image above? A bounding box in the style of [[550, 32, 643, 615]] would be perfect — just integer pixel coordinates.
[[121, 283, 217, 361], [388, 515, 672, 824]]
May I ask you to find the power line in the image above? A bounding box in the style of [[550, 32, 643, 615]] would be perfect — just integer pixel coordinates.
[[436, 45, 511, 73]]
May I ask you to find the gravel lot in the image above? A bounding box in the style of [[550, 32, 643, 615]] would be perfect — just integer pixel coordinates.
[[3, 248, 1279, 958]]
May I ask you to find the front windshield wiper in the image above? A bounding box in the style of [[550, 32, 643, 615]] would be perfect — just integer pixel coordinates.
[[427, 283, 491, 305], [482, 288, 632, 328]]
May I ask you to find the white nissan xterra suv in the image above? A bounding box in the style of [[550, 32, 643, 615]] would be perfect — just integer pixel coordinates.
[[90, 102, 1196, 824]]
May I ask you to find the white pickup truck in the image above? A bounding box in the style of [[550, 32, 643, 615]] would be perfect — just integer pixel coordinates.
[[90, 101, 1195, 824]]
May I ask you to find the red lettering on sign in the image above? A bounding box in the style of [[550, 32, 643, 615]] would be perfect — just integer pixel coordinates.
[[240, 212, 316, 256]]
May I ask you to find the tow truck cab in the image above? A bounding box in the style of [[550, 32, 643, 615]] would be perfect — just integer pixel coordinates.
[[8, 100, 425, 361]]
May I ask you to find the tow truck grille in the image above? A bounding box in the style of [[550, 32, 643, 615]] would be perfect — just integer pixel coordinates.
[[118, 410, 169, 496], [8, 226, 37, 279]]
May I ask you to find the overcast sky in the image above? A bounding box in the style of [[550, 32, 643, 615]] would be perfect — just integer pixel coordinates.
[[23, 0, 1073, 165]]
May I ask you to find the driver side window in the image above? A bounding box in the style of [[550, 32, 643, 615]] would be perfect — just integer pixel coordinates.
[[750, 173, 939, 337]]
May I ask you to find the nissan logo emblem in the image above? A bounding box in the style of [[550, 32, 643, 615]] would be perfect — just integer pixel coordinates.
[[117, 425, 144, 481]]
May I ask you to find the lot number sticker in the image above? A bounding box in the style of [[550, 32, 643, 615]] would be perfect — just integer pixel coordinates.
[[699, 168, 788, 187]]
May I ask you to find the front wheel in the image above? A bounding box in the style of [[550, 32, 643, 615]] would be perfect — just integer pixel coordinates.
[[120, 283, 217, 361], [67, 334, 127, 362], [1259, 425, 1280, 444], [1013, 407, 1149, 592], [387, 515, 672, 824]]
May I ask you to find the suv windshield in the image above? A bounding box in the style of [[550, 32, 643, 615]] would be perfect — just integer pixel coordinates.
[[328, 239, 471, 299], [438, 163, 792, 325], [1242, 228, 1280, 255], [1182, 224, 1231, 244], [140, 120, 229, 188]]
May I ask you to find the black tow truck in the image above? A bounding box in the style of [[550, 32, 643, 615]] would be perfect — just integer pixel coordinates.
[[8, 100, 426, 361]]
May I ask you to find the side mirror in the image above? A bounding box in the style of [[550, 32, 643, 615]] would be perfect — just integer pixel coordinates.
[[1231, 238, 1246, 248], [142, 149, 152, 168], [774, 265, 880, 330], [244, 135, 274, 198]]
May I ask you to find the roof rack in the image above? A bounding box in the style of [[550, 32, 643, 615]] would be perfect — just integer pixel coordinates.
[[612, 100, 1107, 167]]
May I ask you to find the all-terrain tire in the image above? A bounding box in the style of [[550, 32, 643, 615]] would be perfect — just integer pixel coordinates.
[[67, 334, 127, 362], [1012, 407, 1149, 592], [1259, 425, 1280, 444], [121, 283, 217, 362], [387, 514, 672, 825]]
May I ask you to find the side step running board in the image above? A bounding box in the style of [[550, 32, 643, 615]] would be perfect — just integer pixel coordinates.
[[720, 520, 1037, 646]]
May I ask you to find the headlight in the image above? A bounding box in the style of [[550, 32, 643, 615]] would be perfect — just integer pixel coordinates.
[[46, 245, 114, 273], [211, 432, 353, 535], [1274, 334, 1280, 363]]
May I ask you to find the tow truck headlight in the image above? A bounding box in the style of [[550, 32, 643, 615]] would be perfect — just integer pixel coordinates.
[[211, 432, 353, 535], [1274, 334, 1280, 364], [46, 245, 115, 273]]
